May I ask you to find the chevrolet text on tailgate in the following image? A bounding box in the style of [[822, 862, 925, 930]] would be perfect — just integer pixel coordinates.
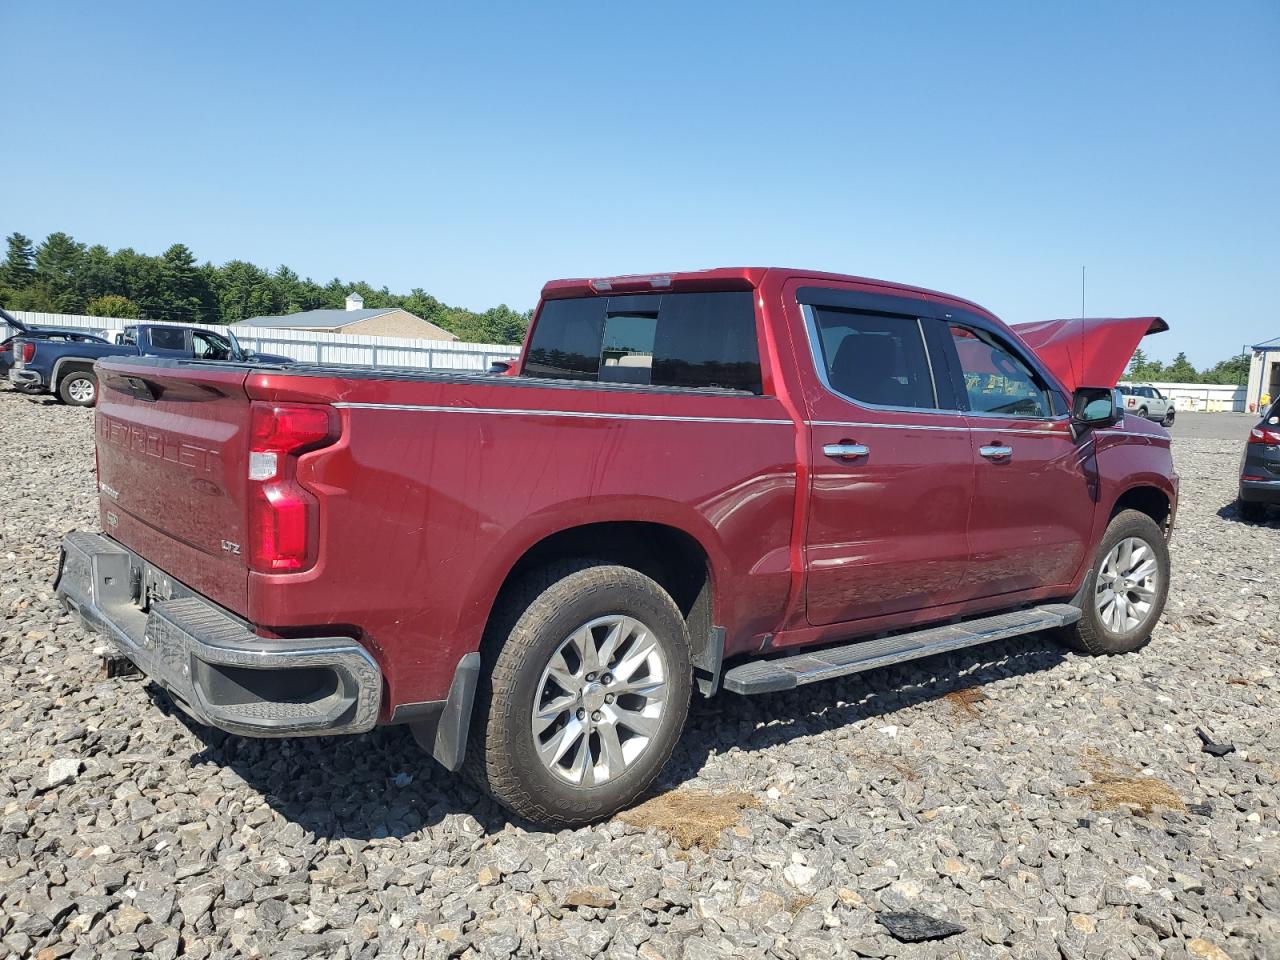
[[55, 268, 1178, 826]]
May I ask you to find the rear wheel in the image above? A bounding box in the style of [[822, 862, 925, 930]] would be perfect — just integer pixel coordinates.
[[1136, 406, 1148, 420], [1059, 509, 1169, 655], [1161, 408, 1175, 427], [58, 371, 98, 407], [466, 561, 692, 826]]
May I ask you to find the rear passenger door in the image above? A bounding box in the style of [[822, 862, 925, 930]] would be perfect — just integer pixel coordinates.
[[936, 311, 1096, 598], [795, 285, 976, 626]]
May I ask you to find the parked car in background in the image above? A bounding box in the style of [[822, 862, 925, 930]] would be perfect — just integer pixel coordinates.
[[2, 328, 109, 382], [7, 321, 293, 406], [1117, 382, 1175, 426], [52, 267, 1178, 826], [1239, 397, 1280, 521]]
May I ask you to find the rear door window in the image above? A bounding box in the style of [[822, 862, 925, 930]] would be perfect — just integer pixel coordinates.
[[148, 327, 187, 351], [809, 307, 937, 409], [524, 291, 762, 393]]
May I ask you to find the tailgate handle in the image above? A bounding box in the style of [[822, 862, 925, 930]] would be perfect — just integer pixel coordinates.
[[123, 376, 160, 402]]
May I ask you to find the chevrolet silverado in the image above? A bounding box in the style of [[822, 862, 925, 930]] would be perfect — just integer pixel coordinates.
[[54, 268, 1177, 825]]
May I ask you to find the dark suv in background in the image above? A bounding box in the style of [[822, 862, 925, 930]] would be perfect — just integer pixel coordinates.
[[1239, 398, 1280, 521]]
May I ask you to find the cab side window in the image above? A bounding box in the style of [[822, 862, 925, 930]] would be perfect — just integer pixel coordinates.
[[148, 327, 186, 351], [192, 331, 233, 360], [948, 324, 1052, 418], [810, 308, 937, 409]]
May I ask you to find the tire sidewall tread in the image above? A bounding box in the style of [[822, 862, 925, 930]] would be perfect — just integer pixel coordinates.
[[58, 371, 97, 407], [1062, 509, 1170, 656], [465, 560, 691, 827]]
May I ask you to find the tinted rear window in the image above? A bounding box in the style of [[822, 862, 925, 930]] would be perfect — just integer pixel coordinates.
[[524, 291, 762, 393]]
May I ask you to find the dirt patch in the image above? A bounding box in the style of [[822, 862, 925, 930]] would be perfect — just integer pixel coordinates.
[[944, 686, 989, 717], [617, 789, 759, 850], [1069, 752, 1186, 816], [787, 894, 816, 914]]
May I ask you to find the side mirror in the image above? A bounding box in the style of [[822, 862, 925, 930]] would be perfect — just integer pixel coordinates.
[[1071, 386, 1120, 437]]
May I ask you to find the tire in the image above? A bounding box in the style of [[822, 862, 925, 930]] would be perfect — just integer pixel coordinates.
[[465, 560, 692, 826], [1162, 408, 1175, 427], [58, 370, 98, 407], [1136, 406, 1148, 420], [1238, 499, 1267, 522], [1058, 509, 1170, 656]]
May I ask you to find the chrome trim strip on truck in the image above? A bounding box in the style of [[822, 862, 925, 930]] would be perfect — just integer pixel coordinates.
[[332, 402, 794, 426]]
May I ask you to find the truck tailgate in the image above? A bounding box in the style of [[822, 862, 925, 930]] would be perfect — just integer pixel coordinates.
[[95, 361, 253, 613]]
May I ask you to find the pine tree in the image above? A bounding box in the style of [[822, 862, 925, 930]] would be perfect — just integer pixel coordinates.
[[1, 232, 36, 289], [1164, 352, 1199, 383], [34, 232, 88, 313], [161, 243, 206, 323]]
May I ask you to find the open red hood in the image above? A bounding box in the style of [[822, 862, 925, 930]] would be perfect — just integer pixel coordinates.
[[1010, 316, 1168, 393]]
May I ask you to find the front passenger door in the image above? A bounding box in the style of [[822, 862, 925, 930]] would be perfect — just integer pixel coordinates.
[[940, 317, 1097, 598]]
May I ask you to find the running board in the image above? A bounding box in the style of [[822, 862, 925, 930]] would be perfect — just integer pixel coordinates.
[[722, 604, 1081, 695]]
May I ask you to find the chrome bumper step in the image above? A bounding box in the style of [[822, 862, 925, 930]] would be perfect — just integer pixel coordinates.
[[722, 604, 1081, 695]]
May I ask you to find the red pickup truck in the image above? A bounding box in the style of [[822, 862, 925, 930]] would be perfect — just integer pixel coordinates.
[[56, 267, 1177, 825]]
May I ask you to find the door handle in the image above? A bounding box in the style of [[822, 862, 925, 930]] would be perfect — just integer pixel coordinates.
[[823, 442, 869, 460], [979, 444, 1013, 461]]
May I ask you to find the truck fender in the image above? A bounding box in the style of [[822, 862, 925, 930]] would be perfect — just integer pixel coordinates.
[[51, 355, 100, 388]]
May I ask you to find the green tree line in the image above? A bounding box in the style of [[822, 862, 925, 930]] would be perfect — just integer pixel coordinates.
[[0, 230, 531, 344], [1127, 347, 1251, 386]]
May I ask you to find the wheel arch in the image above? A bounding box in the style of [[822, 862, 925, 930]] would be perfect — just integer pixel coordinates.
[[52, 356, 99, 391], [1110, 483, 1173, 533], [475, 513, 727, 696]]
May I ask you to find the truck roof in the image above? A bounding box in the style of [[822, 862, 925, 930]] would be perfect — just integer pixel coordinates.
[[542, 267, 993, 316]]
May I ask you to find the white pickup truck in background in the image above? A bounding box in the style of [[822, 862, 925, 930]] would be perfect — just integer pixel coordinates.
[[1117, 382, 1176, 425]]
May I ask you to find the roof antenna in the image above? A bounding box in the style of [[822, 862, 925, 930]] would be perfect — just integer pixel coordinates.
[[1081, 265, 1086, 317]]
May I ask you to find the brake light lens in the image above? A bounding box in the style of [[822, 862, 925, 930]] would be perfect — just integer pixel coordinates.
[[247, 403, 338, 572], [21, 342, 35, 363], [1250, 426, 1280, 445]]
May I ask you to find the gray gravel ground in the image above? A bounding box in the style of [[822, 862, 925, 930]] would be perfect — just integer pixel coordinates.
[[1, 387, 1278, 960]]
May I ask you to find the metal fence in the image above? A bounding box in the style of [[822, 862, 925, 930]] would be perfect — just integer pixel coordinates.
[[1, 310, 520, 372]]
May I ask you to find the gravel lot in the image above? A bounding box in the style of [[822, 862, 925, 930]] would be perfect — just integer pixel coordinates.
[[2, 387, 1278, 960]]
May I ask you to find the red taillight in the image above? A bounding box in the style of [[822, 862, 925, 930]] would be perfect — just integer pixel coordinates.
[[247, 403, 338, 573], [1250, 426, 1280, 445], [21, 342, 35, 363]]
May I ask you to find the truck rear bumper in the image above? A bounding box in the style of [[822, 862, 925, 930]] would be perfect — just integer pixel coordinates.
[[55, 531, 382, 737], [7, 368, 43, 389]]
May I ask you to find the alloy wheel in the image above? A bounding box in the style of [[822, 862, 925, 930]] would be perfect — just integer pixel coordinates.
[[1094, 536, 1159, 633], [531, 614, 669, 787]]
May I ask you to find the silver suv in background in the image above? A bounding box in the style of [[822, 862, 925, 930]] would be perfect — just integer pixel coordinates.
[[1118, 383, 1175, 426]]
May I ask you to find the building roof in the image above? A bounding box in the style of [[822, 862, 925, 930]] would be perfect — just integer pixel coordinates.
[[236, 308, 398, 329], [1253, 336, 1280, 350]]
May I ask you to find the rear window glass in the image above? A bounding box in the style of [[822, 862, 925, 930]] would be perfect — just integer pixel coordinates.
[[524, 291, 762, 394]]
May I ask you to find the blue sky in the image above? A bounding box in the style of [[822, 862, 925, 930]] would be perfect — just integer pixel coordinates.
[[3, 1, 1277, 366]]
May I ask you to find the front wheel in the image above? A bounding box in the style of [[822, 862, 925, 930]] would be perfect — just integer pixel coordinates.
[[1162, 409, 1175, 427], [1059, 509, 1170, 655], [58, 371, 98, 407], [465, 561, 692, 826]]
